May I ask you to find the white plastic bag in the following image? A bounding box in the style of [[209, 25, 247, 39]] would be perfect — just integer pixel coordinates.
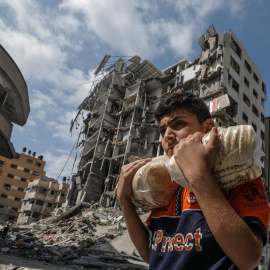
[[132, 156, 179, 210], [166, 125, 264, 190]]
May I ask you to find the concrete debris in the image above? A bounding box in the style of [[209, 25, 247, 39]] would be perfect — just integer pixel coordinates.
[[0, 204, 149, 269]]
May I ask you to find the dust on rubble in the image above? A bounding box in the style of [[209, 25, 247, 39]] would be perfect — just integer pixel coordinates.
[[0, 203, 149, 270]]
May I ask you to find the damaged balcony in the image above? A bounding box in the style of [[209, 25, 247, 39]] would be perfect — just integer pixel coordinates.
[[21, 202, 43, 213]]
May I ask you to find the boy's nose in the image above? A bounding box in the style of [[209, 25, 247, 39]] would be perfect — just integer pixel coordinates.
[[164, 129, 176, 142]]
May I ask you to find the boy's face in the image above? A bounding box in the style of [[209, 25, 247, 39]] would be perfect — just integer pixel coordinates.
[[159, 108, 213, 157]]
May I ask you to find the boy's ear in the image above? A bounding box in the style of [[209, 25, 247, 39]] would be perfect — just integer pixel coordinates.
[[203, 118, 215, 133]]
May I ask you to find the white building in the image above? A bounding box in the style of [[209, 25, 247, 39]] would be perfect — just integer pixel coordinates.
[[18, 173, 69, 224]]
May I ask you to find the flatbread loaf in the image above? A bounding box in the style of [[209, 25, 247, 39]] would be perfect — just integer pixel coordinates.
[[166, 125, 263, 190], [132, 156, 179, 210]]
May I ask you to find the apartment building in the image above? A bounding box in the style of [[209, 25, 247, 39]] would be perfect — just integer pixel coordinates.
[[0, 149, 45, 222], [162, 25, 267, 181], [65, 25, 267, 209], [163, 25, 266, 133], [0, 44, 30, 158], [17, 174, 69, 224]]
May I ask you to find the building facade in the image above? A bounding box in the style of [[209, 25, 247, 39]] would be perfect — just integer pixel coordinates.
[[264, 116, 270, 198], [65, 56, 164, 207], [65, 25, 267, 210], [17, 174, 69, 224], [0, 45, 30, 158], [0, 149, 45, 223]]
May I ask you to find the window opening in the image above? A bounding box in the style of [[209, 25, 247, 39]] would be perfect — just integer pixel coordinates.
[[243, 93, 251, 106], [252, 105, 259, 116], [231, 38, 242, 58], [253, 72, 259, 84], [242, 112, 248, 123], [252, 123, 257, 132], [253, 89, 258, 99], [230, 56, 240, 74], [228, 74, 239, 93], [245, 60, 252, 73], [4, 184, 11, 190], [244, 77, 250, 88]]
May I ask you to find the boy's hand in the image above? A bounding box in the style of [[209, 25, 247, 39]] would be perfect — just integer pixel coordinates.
[[173, 127, 218, 187], [116, 158, 152, 263], [117, 158, 152, 202]]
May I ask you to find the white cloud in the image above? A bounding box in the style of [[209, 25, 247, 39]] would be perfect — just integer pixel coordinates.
[[24, 119, 36, 127], [30, 138, 39, 143], [227, 0, 246, 16], [59, 0, 247, 61], [0, 1, 89, 107], [50, 68, 93, 106], [1, 0, 50, 39], [0, 0, 247, 115], [31, 90, 57, 110], [0, 28, 66, 81], [60, 0, 161, 58], [53, 13, 81, 38], [0, 0, 80, 42], [0, 18, 5, 28], [46, 110, 80, 144], [41, 149, 78, 180], [172, 0, 224, 20]]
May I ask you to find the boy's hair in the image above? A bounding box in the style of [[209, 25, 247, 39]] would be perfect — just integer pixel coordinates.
[[154, 92, 211, 123]]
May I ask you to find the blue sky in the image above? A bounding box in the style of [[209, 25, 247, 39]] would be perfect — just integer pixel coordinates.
[[0, 0, 269, 180]]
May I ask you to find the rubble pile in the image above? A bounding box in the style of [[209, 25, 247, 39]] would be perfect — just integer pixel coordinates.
[[0, 203, 149, 269]]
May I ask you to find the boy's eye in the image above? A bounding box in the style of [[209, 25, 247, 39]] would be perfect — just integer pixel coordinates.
[[175, 121, 183, 127], [160, 129, 165, 136]]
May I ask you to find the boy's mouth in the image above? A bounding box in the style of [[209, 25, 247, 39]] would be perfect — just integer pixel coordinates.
[[168, 145, 175, 154]]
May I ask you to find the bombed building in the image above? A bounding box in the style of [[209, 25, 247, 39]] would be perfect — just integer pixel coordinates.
[[18, 173, 69, 224], [65, 25, 267, 208], [66, 55, 165, 207]]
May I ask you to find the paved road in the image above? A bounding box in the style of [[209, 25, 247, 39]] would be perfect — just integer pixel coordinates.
[[0, 253, 76, 270]]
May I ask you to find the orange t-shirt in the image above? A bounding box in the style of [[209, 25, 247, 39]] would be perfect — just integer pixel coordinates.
[[146, 177, 269, 270]]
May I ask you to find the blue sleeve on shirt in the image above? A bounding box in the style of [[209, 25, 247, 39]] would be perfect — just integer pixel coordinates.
[[244, 216, 268, 246]]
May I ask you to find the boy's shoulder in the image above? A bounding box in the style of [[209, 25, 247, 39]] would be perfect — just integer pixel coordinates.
[[147, 177, 269, 227], [226, 177, 268, 203]]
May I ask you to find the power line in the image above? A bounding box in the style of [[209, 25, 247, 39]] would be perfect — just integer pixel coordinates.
[[56, 142, 76, 181]]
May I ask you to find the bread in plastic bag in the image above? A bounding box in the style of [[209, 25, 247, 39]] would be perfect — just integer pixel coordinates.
[[166, 125, 264, 191], [132, 155, 179, 210]]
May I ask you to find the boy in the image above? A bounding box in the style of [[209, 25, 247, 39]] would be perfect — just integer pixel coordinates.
[[117, 92, 269, 269]]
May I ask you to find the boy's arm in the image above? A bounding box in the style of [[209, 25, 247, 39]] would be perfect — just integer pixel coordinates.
[[174, 127, 263, 270], [117, 159, 151, 263], [191, 174, 263, 270]]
